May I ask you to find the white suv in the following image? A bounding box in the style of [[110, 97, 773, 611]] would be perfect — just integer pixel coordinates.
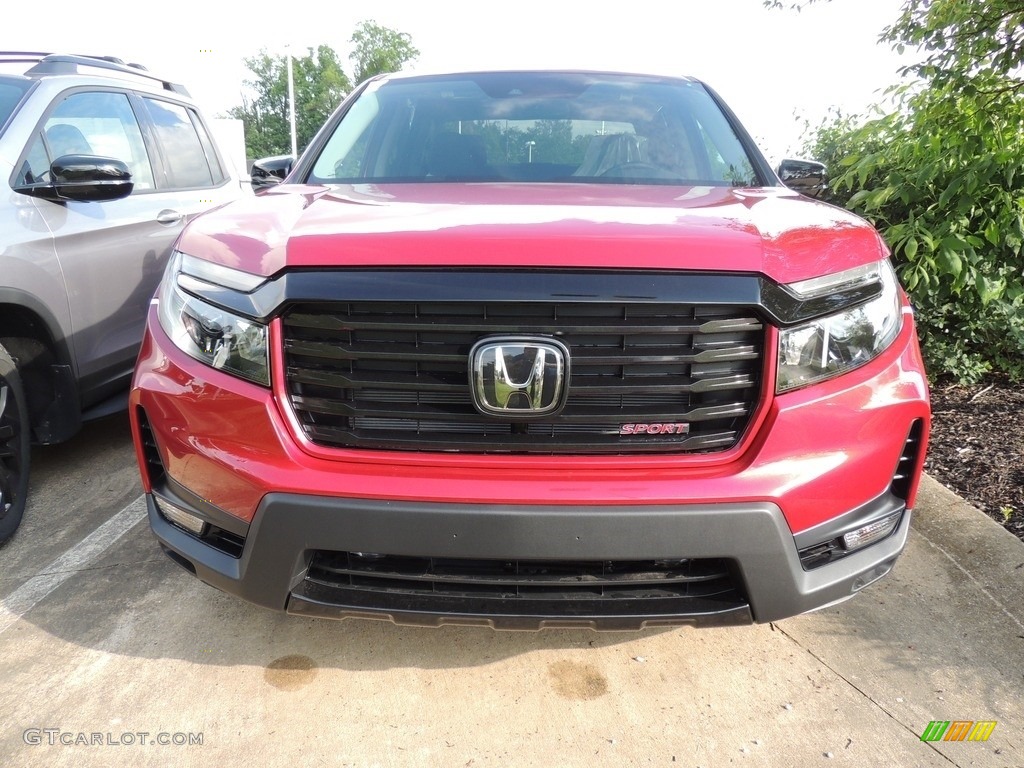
[[0, 52, 249, 543]]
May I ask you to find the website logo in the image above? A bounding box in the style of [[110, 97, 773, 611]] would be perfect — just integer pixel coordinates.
[[920, 721, 996, 742]]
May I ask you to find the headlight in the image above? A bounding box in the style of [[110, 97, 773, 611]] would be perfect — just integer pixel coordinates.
[[776, 260, 902, 393], [157, 252, 270, 386]]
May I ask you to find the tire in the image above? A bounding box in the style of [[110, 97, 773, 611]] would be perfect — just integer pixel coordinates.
[[0, 341, 31, 545]]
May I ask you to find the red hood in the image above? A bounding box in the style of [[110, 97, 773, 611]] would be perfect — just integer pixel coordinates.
[[177, 183, 887, 285]]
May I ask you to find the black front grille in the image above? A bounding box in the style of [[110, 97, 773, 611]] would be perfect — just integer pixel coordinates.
[[283, 300, 764, 454], [298, 551, 748, 621]]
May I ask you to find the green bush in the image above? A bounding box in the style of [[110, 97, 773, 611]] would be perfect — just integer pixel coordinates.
[[772, 0, 1024, 383], [800, 75, 1024, 383]]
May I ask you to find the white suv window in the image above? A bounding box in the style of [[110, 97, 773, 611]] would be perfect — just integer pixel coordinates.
[[0, 79, 31, 129], [141, 97, 224, 189], [33, 90, 156, 190]]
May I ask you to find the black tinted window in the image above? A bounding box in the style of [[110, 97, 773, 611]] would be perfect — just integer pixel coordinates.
[[143, 97, 216, 188], [188, 110, 226, 184]]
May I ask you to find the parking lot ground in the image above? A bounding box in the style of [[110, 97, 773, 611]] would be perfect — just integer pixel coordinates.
[[1, 416, 1022, 767]]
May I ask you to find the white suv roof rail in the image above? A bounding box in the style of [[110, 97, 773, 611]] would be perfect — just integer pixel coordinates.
[[1, 52, 190, 96], [0, 51, 52, 64]]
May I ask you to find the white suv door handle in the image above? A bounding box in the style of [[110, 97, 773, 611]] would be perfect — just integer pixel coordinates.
[[156, 209, 184, 226]]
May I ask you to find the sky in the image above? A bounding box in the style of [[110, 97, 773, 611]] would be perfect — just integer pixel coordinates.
[[4, 0, 912, 163]]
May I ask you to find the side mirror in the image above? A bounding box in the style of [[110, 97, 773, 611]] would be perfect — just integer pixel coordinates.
[[777, 158, 828, 199], [16, 155, 133, 203], [250, 155, 294, 191]]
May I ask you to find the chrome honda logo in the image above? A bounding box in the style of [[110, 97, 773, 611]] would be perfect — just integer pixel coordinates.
[[469, 337, 569, 418]]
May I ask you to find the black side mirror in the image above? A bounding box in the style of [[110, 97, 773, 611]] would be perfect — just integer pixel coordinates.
[[777, 158, 828, 199], [250, 155, 294, 190], [16, 154, 134, 203]]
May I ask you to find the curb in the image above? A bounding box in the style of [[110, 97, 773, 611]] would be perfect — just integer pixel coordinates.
[[911, 473, 1024, 630]]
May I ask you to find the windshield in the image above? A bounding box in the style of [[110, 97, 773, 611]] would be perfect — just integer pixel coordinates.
[[0, 77, 32, 135], [308, 72, 760, 186]]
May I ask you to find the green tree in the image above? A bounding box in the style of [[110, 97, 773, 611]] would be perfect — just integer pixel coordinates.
[[349, 20, 420, 84], [774, 0, 1024, 383], [229, 45, 350, 158], [883, 1, 1024, 86], [293, 46, 352, 149]]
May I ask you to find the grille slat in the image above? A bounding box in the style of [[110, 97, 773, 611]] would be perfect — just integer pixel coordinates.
[[283, 296, 764, 454], [292, 395, 752, 422], [286, 339, 759, 366], [285, 311, 762, 336], [304, 424, 739, 453], [287, 367, 465, 391]]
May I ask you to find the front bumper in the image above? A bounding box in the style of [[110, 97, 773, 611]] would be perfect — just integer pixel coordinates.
[[147, 476, 911, 628], [130, 300, 929, 628]]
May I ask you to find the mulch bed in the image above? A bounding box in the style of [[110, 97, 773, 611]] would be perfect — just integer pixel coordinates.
[[925, 374, 1024, 540]]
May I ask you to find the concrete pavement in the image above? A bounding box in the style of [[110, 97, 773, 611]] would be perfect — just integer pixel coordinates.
[[0, 419, 1021, 768]]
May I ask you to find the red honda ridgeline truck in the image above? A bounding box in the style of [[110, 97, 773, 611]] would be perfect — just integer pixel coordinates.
[[129, 70, 930, 629]]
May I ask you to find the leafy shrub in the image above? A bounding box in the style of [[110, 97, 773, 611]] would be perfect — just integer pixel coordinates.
[[772, 0, 1024, 383], [799, 75, 1024, 383]]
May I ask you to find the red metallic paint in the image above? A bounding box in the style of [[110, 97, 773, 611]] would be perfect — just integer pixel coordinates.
[[176, 184, 888, 285]]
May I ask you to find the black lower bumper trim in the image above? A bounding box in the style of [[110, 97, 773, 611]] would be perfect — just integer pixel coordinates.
[[286, 590, 754, 630], [147, 490, 912, 627]]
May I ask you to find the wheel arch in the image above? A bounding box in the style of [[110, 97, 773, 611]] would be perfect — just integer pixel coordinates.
[[0, 291, 81, 443]]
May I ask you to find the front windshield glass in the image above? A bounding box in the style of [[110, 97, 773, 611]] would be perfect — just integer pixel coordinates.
[[0, 77, 32, 135], [309, 72, 759, 186]]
